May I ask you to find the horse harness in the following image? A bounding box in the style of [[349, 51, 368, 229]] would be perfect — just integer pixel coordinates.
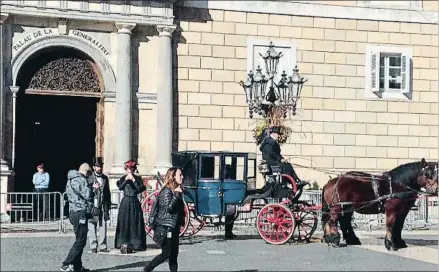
[[330, 172, 417, 215], [370, 174, 392, 212]]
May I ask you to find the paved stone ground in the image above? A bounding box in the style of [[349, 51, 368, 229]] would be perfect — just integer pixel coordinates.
[[1, 230, 437, 271]]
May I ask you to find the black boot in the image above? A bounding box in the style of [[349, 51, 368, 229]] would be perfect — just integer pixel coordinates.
[[169, 264, 178, 272], [143, 264, 152, 272], [290, 169, 305, 186], [224, 215, 237, 239]]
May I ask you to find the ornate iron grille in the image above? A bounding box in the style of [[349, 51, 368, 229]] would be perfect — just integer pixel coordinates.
[[28, 57, 101, 93]]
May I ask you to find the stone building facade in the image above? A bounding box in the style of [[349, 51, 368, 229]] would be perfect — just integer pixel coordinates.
[[0, 0, 437, 206], [174, 0, 438, 186]]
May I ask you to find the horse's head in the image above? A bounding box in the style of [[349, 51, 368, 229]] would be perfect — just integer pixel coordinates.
[[417, 158, 438, 194]]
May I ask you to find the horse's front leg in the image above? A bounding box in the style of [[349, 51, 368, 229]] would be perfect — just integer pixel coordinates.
[[384, 200, 399, 251], [324, 206, 342, 247], [392, 201, 413, 248]]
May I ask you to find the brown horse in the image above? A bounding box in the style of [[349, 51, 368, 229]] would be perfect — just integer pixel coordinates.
[[321, 158, 438, 251]]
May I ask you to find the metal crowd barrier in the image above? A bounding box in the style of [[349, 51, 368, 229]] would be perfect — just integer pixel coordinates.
[[2, 189, 437, 234], [0, 192, 63, 232]]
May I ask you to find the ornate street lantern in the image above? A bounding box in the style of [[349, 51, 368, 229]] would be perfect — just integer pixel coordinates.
[[239, 41, 308, 118]]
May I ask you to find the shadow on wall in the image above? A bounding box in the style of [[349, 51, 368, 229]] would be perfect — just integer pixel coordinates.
[[172, 2, 213, 152]]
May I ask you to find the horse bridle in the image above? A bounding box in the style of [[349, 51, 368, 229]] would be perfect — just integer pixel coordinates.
[[421, 162, 438, 180]]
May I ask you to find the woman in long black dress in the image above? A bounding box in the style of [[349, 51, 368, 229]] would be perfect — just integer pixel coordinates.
[[114, 160, 147, 251]]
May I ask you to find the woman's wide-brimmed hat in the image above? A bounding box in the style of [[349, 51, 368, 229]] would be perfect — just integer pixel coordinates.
[[124, 160, 138, 170]]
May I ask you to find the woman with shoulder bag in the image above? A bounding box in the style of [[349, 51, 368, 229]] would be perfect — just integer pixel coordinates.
[[144, 167, 185, 272]]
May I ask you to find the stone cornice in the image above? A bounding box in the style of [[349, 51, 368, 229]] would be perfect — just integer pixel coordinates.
[[1, 4, 174, 27], [181, 0, 438, 24]]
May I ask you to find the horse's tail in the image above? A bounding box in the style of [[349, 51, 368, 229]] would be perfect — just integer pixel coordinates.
[[321, 184, 330, 230]]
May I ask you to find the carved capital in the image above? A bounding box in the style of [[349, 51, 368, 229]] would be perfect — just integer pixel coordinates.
[[0, 13, 9, 24], [115, 22, 136, 34], [9, 86, 19, 97], [157, 25, 176, 38]]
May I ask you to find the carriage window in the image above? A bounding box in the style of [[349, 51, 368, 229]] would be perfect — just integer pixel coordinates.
[[200, 155, 221, 179], [247, 158, 256, 179], [224, 156, 245, 181]]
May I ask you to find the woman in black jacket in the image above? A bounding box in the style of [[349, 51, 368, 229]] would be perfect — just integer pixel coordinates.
[[144, 167, 185, 272]]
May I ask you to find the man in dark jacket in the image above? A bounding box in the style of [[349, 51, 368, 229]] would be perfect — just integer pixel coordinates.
[[87, 157, 111, 253], [259, 126, 303, 195], [61, 163, 94, 272]]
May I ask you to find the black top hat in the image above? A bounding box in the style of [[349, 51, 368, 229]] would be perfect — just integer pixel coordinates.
[[93, 157, 104, 167], [269, 126, 282, 135]]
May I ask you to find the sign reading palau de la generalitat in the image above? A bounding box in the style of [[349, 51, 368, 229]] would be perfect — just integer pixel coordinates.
[[69, 29, 110, 56], [12, 28, 111, 56], [12, 28, 55, 52]]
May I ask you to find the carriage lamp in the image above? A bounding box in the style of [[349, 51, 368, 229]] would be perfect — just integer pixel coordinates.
[[239, 41, 308, 118]]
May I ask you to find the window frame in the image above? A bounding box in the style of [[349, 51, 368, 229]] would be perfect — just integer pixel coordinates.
[[365, 46, 413, 100], [247, 38, 297, 82], [379, 52, 403, 92]]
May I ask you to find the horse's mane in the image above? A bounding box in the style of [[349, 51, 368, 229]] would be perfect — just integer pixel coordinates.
[[388, 161, 421, 189]]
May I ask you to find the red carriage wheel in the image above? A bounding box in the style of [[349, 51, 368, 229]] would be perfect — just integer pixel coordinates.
[[291, 201, 318, 243], [256, 203, 296, 245], [141, 190, 190, 238], [182, 203, 206, 237]]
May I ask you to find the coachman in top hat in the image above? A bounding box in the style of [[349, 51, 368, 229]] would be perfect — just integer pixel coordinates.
[[259, 125, 304, 196], [87, 157, 111, 253]]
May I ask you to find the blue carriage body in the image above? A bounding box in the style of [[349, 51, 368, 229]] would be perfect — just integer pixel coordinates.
[[171, 151, 257, 217]]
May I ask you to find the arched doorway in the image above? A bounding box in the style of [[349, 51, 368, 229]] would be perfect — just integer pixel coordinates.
[[14, 47, 105, 193]]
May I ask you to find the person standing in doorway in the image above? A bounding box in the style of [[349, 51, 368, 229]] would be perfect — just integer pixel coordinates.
[[114, 160, 147, 251], [32, 163, 50, 221], [87, 157, 111, 253], [60, 163, 93, 272]]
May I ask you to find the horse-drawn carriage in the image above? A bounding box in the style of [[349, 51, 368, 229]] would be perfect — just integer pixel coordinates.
[[141, 151, 438, 249], [142, 151, 319, 245]]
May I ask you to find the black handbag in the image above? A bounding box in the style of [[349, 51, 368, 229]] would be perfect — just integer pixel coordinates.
[[153, 226, 168, 245]]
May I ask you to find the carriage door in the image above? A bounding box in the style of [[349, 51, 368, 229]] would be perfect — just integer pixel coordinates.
[[223, 155, 247, 207], [196, 154, 223, 216]]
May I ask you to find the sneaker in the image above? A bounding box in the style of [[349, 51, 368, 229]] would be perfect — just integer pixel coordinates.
[[60, 264, 74, 272]]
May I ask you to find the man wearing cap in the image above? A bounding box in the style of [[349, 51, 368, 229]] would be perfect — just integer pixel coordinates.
[[259, 126, 303, 195], [32, 163, 50, 220], [87, 157, 111, 253]]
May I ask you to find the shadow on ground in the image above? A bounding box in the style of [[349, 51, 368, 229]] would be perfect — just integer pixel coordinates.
[[92, 261, 147, 272]]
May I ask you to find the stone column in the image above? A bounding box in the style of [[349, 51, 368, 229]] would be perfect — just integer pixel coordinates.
[[153, 25, 175, 174], [109, 22, 136, 187], [0, 14, 9, 171], [9, 86, 19, 168], [0, 14, 13, 223]]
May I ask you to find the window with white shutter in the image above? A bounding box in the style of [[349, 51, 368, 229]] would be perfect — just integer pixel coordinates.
[[365, 46, 413, 100]]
